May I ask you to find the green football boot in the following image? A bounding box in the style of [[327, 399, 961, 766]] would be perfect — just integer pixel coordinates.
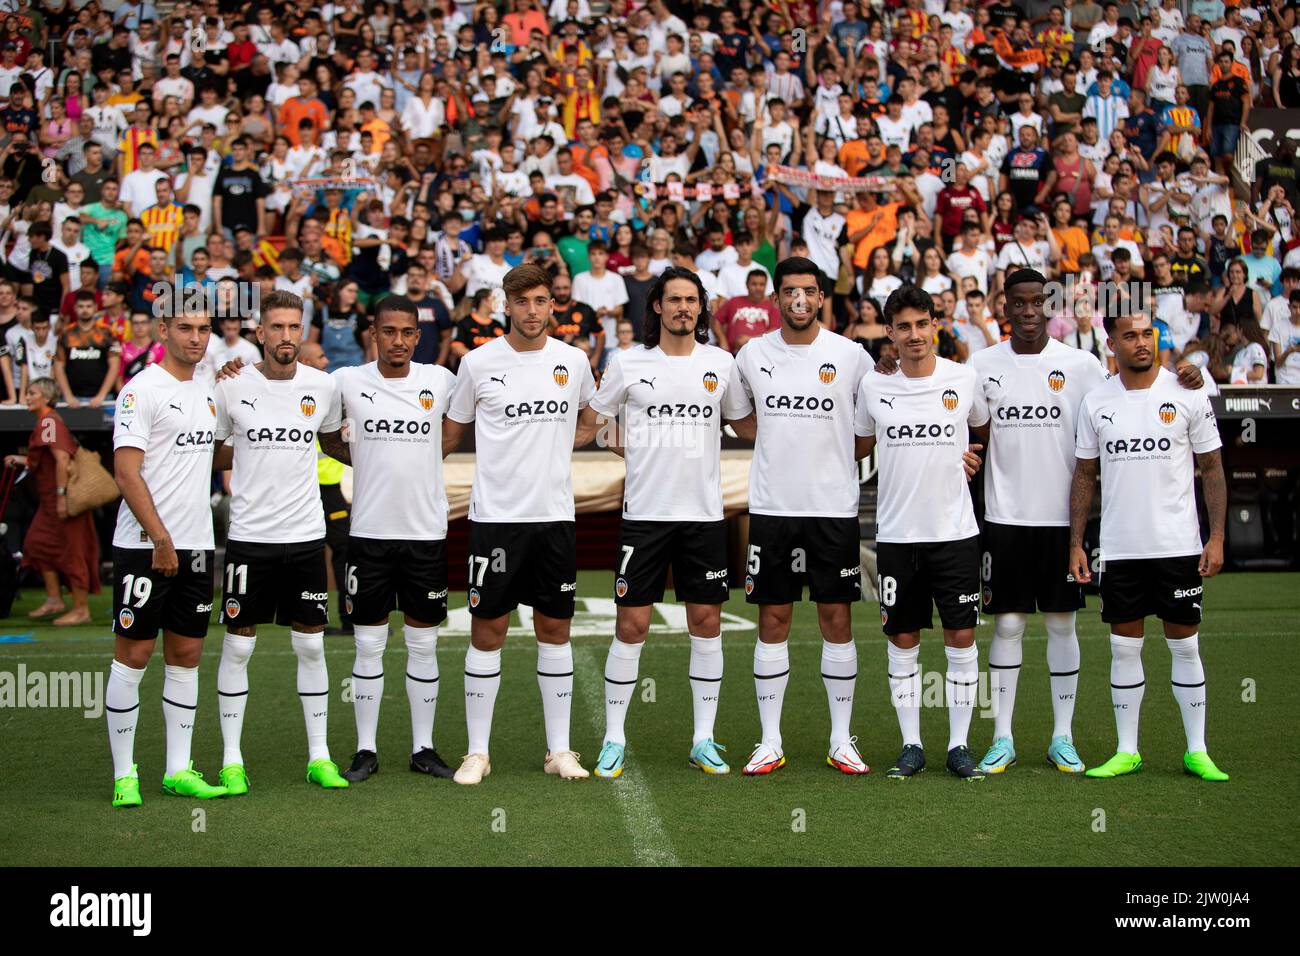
[[219, 764, 250, 796], [162, 762, 229, 798], [112, 766, 142, 808], [1085, 751, 1142, 778], [1183, 751, 1229, 782], [307, 758, 351, 788]]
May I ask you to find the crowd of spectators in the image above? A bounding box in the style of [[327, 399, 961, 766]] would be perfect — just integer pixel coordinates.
[[1, 0, 1299, 412]]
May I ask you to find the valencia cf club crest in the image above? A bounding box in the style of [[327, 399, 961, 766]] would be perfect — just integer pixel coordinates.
[[880, 608, 888, 625], [942, 388, 959, 412], [418, 388, 435, 411], [982, 587, 992, 607], [744, 575, 755, 596], [702, 371, 719, 393], [615, 577, 629, 598], [300, 395, 317, 417], [553, 364, 570, 387], [818, 362, 837, 384], [207, 397, 216, 416], [1048, 369, 1066, 392], [224, 598, 241, 619], [118, 608, 135, 630], [469, 588, 481, 608], [344, 596, 353, 616], [1158, 402, 1177, 425]]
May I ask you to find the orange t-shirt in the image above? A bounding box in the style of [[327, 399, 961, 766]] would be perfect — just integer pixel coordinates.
[[845, 202, 900, 269], [113, 246, 151, 279], [279, 97, 329, 147], [839, 140, 870, 177]]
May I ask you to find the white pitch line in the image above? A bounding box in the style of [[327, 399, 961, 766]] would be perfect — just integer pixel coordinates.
[[574, 647, 681, 868]]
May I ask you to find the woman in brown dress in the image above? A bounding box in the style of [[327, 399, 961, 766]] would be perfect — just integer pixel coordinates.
[[3, 378, 100, 625]]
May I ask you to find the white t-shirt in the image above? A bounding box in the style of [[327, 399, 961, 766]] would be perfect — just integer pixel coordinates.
[[717, 260, 773, 300], [572, 268, 629, 341], [854, 357, 989, 543], [154, 76, 195, 107], [214, 363, 340, 543], [186, 103, 230, 137], [946, 247, 993, 294], [112, 364, 218, 551], [1267, 319, 1300, 385], [734, 327, 871, 518], [972, 339, 1108, 527], [459, 253, 511, 304], [874, 114, 912, 150], [196, 334, 261, 386], [447, 336, 596, 522], [1230, 341, 1268, 384], [695, 246, 738, 274], [120, 168, 169, 216], [330, 361, 457, 540], [15, 328, 57, 381], [996, 239, 1051, 275], [590, 343, 749, 521], [545, 173, 595, 210], [1076, 368, 1222, 560], [1156, 294, 1201, 351], [802, 207, 846, 282]]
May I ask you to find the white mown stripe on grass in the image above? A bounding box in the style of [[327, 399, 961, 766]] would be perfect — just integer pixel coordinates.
[[575, 647, 681, 868]]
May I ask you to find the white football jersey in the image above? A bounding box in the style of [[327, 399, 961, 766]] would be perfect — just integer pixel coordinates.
[[591, 343, 750, 521], [214, 364, 341, 544], [330, 361, 457, 541], [972, 339, 1108, 527], [112, 364, 218, 551], [855, 357, 989, 543], [735, 328, 871, 518], [447, 336, 596, 522], [1076, 368, 1222, 561]]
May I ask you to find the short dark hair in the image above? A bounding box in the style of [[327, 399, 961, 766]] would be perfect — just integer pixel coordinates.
[[773, 256, 824, 290], [259, 289, 304, 318], [372, 294, 419, 326], [883, 284, 935, 326], [503, 262, 553, 299]]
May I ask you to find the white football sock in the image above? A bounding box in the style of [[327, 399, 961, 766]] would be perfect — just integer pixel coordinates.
[[602, 638, 642, 746], [537, 641, 575, 753], [1167, 633, 1207, 753], [464, 646, 501, 755], [886, 642, 922, 747], [988, 613, 1025, 741], [821, 639, 857, 747], [1044, 612, 1080, 739], [753, 639, 789, 750], [689, 634, 723, 745], [404, 624, 439, 753], [351, 624, 388, 753], [217, 632, 255, 767], [106, 660, 145, 779], [945, 644, 979, 751], [162, 664, 199, 777], [291, 631, 330, 762], [1109, 634, 1145, 754]]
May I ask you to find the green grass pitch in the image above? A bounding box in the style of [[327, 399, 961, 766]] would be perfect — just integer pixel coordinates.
[[1, 572, 1296, 867]]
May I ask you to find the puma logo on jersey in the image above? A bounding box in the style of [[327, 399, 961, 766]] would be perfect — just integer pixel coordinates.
[[241, 399, 258, 411], [759, 366, 773, 378], [637, 377, 657, 389], [489, 375, 507, 386], [987, 376, 1003, 387], [169, 403, 183, 414], [879, 397, 895, 408], [360, 391, 376, 403], [1100, 413, 1115, 425]]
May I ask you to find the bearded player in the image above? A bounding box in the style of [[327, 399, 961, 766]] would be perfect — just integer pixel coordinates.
[[589, 266, 751, 777], [443, 264, 601, 784], [972, 269, 1205, 776], [731, 257, 874, 776], [1070, 312, 1229, 782], [210, 290, 349, 792]]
